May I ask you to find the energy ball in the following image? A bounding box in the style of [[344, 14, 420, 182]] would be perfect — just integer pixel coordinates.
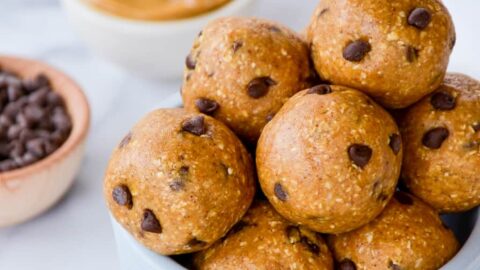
[[329, 192, 459, 270], [104, 109, 255, 255], [194, 201, 334, 270], [401, 73, 480, 212], [256, 85, 402, 234], [182, 17, 314, 143], [307, 0, 455, 108]]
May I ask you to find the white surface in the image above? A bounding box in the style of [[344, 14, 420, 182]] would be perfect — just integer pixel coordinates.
[[0, 0, 478, 269]]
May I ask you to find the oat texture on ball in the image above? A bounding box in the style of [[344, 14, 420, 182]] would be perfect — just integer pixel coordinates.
[[401, 73, 480, 212], [104, 109, 255, 255], [256, 85, 403, 234], [329, 192, 459, 270], [194, 201, 334, 270], [307, 0, 455, 108], [182, 17, 315, 143]]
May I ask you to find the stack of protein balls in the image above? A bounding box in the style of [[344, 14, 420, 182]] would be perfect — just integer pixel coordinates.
[[104, 0, 480, 269]]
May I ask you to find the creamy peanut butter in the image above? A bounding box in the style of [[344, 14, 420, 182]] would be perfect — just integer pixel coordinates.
[[84, 0, 232, 21]]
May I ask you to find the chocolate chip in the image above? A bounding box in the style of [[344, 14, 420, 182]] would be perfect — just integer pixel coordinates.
[[247, 77, 277, 99], [307, 84, 332, 95], [195, 98, 219, 115], [389, 261, 402, 270], [318, 8, 329, 18], [339, 259, 357, 270], [274, 183, 288, 201], [473, 123, 480, 132], [187, 238, 207, 248], [286, 226, 301, 243], [266, 113, 275, 122], [185, 54, 196, 70], [343, 40, 371, 62], [450, 33, 456, 50], [141, 209, 162, 233], [389, 134, 401, 155], [182, 116, 206, 136], [179, 166, 189, 176], [348, 144, 372, 168], [26, 138, 47, 157], [7, 85, 23, 102], [301, 236, 320, 255], [268, 25, 282, 33], [119, 132, 132, 148], [233, 40, 243, 53], [422, 127, 449, 149], [408, 8, 432, 29], [169, 179, 185, 191], [112, 185, 133, 209], [395, 192, 413, 205], [406, 46, 419, 62], [28, 87, 49, 106], [431, 91, 456, 110]]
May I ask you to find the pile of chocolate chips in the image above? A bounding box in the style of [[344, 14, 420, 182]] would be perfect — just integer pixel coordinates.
[[0, 69, 72, 172]]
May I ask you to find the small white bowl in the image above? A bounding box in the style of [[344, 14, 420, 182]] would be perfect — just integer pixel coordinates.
[[61, 0, 255, 80]]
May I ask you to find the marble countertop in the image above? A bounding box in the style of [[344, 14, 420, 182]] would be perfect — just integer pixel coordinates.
[[0, 0, 479, 269]]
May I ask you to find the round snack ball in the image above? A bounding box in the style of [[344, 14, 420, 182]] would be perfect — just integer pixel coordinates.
[[194, 201, 334, 270], [182, 17, 315, 143], [104, 109, 256, 255], [401, 73, 480, 212], [256, 85, 403, 234], [307, 0, 455, 108], [329, 192, 459, 270]]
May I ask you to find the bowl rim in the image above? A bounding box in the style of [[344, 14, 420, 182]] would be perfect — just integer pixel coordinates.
[[0, 55, 90, 181], [62, 0, 255, 31]]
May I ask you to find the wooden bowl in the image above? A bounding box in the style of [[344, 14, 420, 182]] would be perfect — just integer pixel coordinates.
[[0, 55, 90, 227]]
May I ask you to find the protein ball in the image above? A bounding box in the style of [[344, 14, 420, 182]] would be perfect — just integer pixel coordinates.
[[104, 108, 255, 255], [194, 201, 334, 270], [182, 17, 314, 143], [307, 0, 455, 108], [256, 86, 402, 234], [329, 192, 459, 270], [401, 73, 480, 212]]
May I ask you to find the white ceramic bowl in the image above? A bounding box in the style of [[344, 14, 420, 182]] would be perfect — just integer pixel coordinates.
[[61, 0, 255, 80]]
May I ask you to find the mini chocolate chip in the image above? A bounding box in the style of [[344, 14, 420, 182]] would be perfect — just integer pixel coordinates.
[[195, 98, 219, 115], [318, 8, 329, 17], [26, 138, 47, 157], [233, 40, 244, 53], [395, 192, 413, 205], [339, 259, 357, 270], [389, 134, 401, 155], [389, 261, 403, 270], [112, 185, 133, 209], [182, 116, 206, 136], [307, 84, 332, 95], [343, 40, 371, 62], [286, 226, 301, 244], [450, 34, 456, 50], [119, 132, 132, 148], [348, 144, 372, 168], [431, 91, 456, 110], [266, 113, 275, 122], [301, 237, 320, 255], [422, 127, 449, 149], [473, 123, 480, 132], [247, 77, 277, 99], [406, 46, 419, 62], [185, 54, 196, 70], [187, 238, 207, 248], [7, 85, 23, 102], [408, 8, 432, 29], [268, 25, 282, 33], [169, 179, 185, 191], [141, 209, 162, 233], [179, 166, 189, 176], [274, 183, 288, 201]]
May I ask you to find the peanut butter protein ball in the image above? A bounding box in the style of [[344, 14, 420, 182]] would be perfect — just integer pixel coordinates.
[[401, 73, 480, 212], [307, 0, 455, 108], [194, 201, 334, 270], [104, 109, 255, 255], [329, 192, 459, 270], [256, 85, 403, 234], [182, 17, 314, 143]]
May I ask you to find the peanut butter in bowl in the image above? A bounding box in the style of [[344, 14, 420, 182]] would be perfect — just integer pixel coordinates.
[[83, 0, 232, 21]]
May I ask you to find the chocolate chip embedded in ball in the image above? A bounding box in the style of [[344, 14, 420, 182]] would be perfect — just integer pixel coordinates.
[[408, 8, 432, 30], [300, 236, 320, 255], [182, 116, 207, 136], [389, 134, 402, 155], [185, 54, 197, 70], [119, 132, 132, 148], [395, 192, 414, 206], [406, 46, 419, 62], [247, 77, 277, 99], [389, 261, 402, 270], [473, 123, 480, 132], [274, 183, 288, 201], [422, 127, 449, 149], [307, 84, 332, 95], [430, 91, 456, 110], [112, 185, 133, 209], [348, 144, 372, 168], [195, 98, 219, 115], [338, 259, 357, 270], [232, 40, 244, 53], [343, 40, 371, 62], [141, 209, 162, 233]]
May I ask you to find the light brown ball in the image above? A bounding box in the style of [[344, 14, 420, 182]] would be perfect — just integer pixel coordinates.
[[194, 201, 334, 270], [256, 85, 402, 234], [104, 109, 255, 255], [182, 17, 314, 143], [307, 0, 455, 108], [329, 192, 459, 270], [401, 73, 480, 212]]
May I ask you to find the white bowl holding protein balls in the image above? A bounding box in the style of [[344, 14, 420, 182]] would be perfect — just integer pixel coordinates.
[[0, 55, 90, 227], [61, 0, 254, 80]]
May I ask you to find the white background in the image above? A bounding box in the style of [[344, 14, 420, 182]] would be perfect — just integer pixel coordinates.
[[0, 0, 479, 269]]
